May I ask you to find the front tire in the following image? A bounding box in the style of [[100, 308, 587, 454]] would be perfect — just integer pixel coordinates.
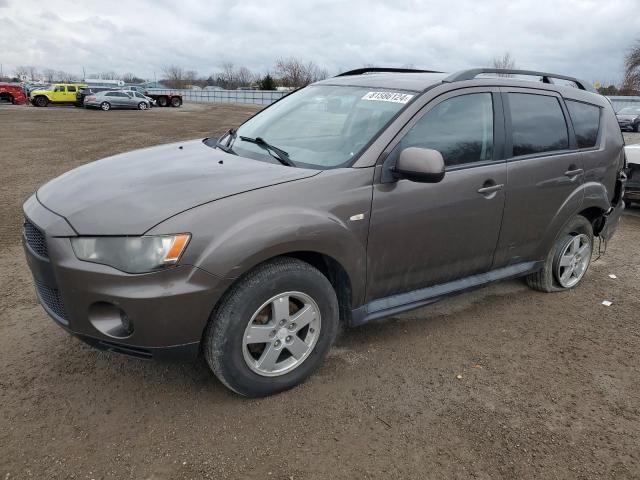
[[526, 216, 594, 292], [204, 257, 339, 397], [34, 96, 48, 107], [170, 96, 182, 107], [137, 102, 147, 110]]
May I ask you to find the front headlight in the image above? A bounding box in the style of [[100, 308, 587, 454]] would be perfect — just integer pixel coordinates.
[[71, 234, 190, 273]]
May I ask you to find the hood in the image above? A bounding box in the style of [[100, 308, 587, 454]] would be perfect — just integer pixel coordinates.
[[37, 139, 320, 235]]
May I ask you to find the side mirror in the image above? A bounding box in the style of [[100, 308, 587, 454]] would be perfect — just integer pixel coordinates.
[[393, 147, 445, 183]]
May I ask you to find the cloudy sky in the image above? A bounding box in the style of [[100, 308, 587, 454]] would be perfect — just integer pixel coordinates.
[[1, 0, 638, 83]]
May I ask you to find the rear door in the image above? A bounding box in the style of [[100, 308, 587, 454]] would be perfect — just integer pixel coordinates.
[[111, 92, 127, 107], [366, 88, 507, 300], [492, 89, 584, 267], [66, 85, 77, 102]]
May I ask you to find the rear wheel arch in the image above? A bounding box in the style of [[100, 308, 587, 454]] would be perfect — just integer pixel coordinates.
[[578, 206, 607, 236]]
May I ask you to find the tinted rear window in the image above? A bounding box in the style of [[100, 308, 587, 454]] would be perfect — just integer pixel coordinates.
[[509, 93, 569, 157], [566, 100, 600, 149]]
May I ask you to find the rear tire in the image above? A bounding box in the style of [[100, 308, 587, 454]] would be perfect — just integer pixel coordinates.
[[100, 102, 111, 111], [203, 257, 339, 397], [157, 96, 168, 107], [634, 123, 640, 133], [170, 96, 182, 107], [526, 216, 594, 292]]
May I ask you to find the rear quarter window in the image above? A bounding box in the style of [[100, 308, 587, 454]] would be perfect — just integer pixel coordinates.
[[508, 93, 569, 157], [566, 100, 600, 149]]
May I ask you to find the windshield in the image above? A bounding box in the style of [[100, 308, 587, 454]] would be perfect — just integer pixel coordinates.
[[618, 107, 640, 115], [222, 85, 416, 169]]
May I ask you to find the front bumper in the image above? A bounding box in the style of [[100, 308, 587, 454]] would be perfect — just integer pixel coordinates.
[[22, 195, 230, 360]]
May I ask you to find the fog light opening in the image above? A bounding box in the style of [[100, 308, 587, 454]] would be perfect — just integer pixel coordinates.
[[88, 302, 135, 339], [120, 310, 134, 336]]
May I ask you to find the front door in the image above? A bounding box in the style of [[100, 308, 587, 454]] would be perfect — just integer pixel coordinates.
[[52, 85, 66, 102], [366, 89, 507, 300]]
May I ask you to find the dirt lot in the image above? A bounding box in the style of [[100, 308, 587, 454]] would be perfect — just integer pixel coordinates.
[[1, 104, 639, 479]]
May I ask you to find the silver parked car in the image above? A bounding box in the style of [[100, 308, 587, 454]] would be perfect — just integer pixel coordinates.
[[84, 90, 151, 111]]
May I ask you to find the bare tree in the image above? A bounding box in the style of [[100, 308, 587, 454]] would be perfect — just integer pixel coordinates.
[[622, 41, 640, 94], [184, 70, 198, 86], [492, 52, 516, 76], [214, 63, 256, 89], [26, 65, 39, 81], [56, 70, 79, 82], [274, 58, 328, 88], [14, 65, 29, 79], [162, 65, 186, 88], [121, 72, 144, 84], [99, 71, 118, 80], [236, 66, 255, 87], [42, 69, 55, 82]]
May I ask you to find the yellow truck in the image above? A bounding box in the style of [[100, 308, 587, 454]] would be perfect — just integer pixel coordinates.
[[29, 83, 87, 107]]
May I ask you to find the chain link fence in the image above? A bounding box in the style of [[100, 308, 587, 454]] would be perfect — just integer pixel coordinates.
[[149, 88, 288, 105], [608, 96, 640, 112]]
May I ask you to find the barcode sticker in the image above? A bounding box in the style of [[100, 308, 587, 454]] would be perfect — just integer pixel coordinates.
[[361, 91, 414, 104]]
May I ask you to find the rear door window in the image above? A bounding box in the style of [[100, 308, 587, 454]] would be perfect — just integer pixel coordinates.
[[67, 86, 77, 92], [566, 100, 600, 149], [508, 93, 569, 157]]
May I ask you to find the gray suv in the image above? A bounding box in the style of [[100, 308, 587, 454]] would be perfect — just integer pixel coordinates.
[[23, 68, 626, 397]]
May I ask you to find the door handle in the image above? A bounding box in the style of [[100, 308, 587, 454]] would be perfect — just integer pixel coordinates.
[[477, 183, 504, 195], [564, 168, 584, 178]]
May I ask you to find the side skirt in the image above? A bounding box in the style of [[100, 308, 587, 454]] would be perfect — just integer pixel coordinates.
[[350, 261, 543, 327]]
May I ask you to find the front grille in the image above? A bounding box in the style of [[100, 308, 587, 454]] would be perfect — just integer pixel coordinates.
[[35, 280, 68, 323], [24, 219, 48, 258]]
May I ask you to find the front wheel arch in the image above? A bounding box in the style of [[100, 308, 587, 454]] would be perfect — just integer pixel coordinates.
[[202, 256, 340, 396]]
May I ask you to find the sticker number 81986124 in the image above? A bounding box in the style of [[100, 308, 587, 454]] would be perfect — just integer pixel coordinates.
[[361, 91, 414, 104]]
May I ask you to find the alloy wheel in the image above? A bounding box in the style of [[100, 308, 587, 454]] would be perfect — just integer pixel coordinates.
[[555, 234, 591, 288], [242, 291, 321, 377]]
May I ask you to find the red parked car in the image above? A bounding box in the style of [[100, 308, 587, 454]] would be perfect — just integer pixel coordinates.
[[0, 83, 27, 105]]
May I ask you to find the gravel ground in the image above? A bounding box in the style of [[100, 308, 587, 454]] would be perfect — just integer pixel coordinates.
[[1, 104, 639, 479]]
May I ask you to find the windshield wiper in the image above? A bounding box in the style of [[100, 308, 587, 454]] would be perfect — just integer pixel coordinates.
[[239, 136, 296, 167], [215, 128, 237, 154]]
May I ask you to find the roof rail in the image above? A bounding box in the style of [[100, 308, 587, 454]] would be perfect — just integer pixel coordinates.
[[443, 68, 597, 93], [336, 67, 442, 77]]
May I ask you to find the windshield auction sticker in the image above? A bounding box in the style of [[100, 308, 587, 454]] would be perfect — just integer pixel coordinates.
[[361, 91, 414, 104]]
